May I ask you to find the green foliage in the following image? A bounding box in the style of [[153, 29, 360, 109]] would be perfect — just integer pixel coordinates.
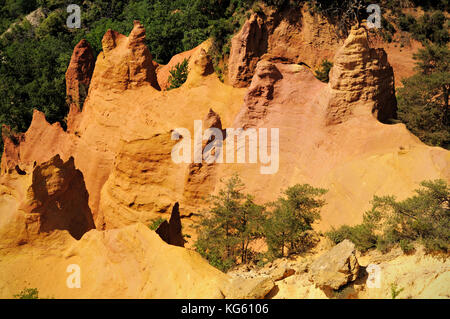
[[167, 58, 189, 90], [148, 217, 167, 231], [195, 174, 265, 271], [397, 44, 450, 149], [263, 184, 327, 258], [327, 179, 450, 253], [0, 0, 267, 155], [13, 288, 39, 299], [314, 59, 333, 82], [390, 283, 404, 299], [326, 223, 378, 252], [196, 174, 328, 271]]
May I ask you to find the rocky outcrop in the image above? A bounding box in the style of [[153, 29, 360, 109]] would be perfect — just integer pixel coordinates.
[[156, 40, 212, 90], [326, 27, 397, 125], [234, 60, 283, 128], [225, 276, 275, 299], [184, 48, 215, 88], [0, 155, 94, 248], [228, 13, 269, 88], [227, 5, 342, 87], [155, 202, 185, 247], [0, 223, 228, 298], [21, 155, 95, 240], [1, 110, 73, 176], [99, 133, 183, 229], [183, 109, 222, 203], [89, 20, 160, 92], [309, 240, 360, 291], [65, 39, 95, 132]]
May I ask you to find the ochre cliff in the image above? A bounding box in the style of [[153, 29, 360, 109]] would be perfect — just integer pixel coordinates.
[[0, 16, 448, 299]]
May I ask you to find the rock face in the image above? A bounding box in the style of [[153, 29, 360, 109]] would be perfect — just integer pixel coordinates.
[[227, 5, 342, 87], [156, 40, 212, 90], [309, 240, 360, 290], [0, 223, 228, 298], [22, 155, 95, 240], [225, 277, 275, 299], [65, 39, 95, 132], [0, 18, 449, 299], [326, 27, 397, 125], [99, 133, 183, 229], [89, 20, 160, 92], [0, 155, 94, 248], [155, 202, 185, 247], [1, 110, 73, 176], [234, 60, 283, 128], [228, 13, 269, 87]]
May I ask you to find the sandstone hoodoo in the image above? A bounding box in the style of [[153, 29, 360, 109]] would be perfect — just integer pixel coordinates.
[[326, 26, 397, 125], [0, 155, 94, 248], [65, 39, 95, 133], [0, 2, 448, 301]]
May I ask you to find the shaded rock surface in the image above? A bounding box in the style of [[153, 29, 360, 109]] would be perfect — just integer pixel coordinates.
[[326, 27, 397, 125], [0, 223, 228, 298], [155, 202, 185, 247], [228, 13, 269, 87], [0, 155, 94, 248], [65, 39, 95, 132]]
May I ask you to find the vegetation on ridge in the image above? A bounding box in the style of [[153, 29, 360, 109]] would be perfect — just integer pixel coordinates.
[[167, 58, 189, 90], [0, 0, 448, 153], [195, 174, 327, 271], [326, 179, 450, 253]]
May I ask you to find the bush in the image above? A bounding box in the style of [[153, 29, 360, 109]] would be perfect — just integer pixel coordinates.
[[397, 44, 450, 149], [314, 59, 333, 82], [327, 179, 450, 253], [148, 217, 166, 231], [326, 223, 377, 252], [13, 288, 39, 299], [167, 58, 189, 90], [195, 174, 265, 271], [263, 184, 327, 258], [196, 175, 327, 270]]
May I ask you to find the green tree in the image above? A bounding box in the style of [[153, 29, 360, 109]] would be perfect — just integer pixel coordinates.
[[195, 174, 265, 270], [327, 179, 450, 253], [397, 44, 450, 149], [167, 58, 189, 90], [264, 184, 327, 258]]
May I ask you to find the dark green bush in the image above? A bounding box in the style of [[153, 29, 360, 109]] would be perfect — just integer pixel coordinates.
[[327, 180, 450, 253], [314, 59, 333, 82], [148, 217, 167, 231], [167, 58, 189, 90], [13, 288, 39, 299]]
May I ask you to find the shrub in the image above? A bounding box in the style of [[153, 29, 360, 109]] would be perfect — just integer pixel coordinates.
[[263, 184, 327, 258], [148, 217, 166, 231], [397, 44, 450, 149], [167, 58, 189, 90], [314, 59, 333, 83], [195, 174, 265, 270], [13, 288, 39, 299], [327, 179, 450, 254]]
